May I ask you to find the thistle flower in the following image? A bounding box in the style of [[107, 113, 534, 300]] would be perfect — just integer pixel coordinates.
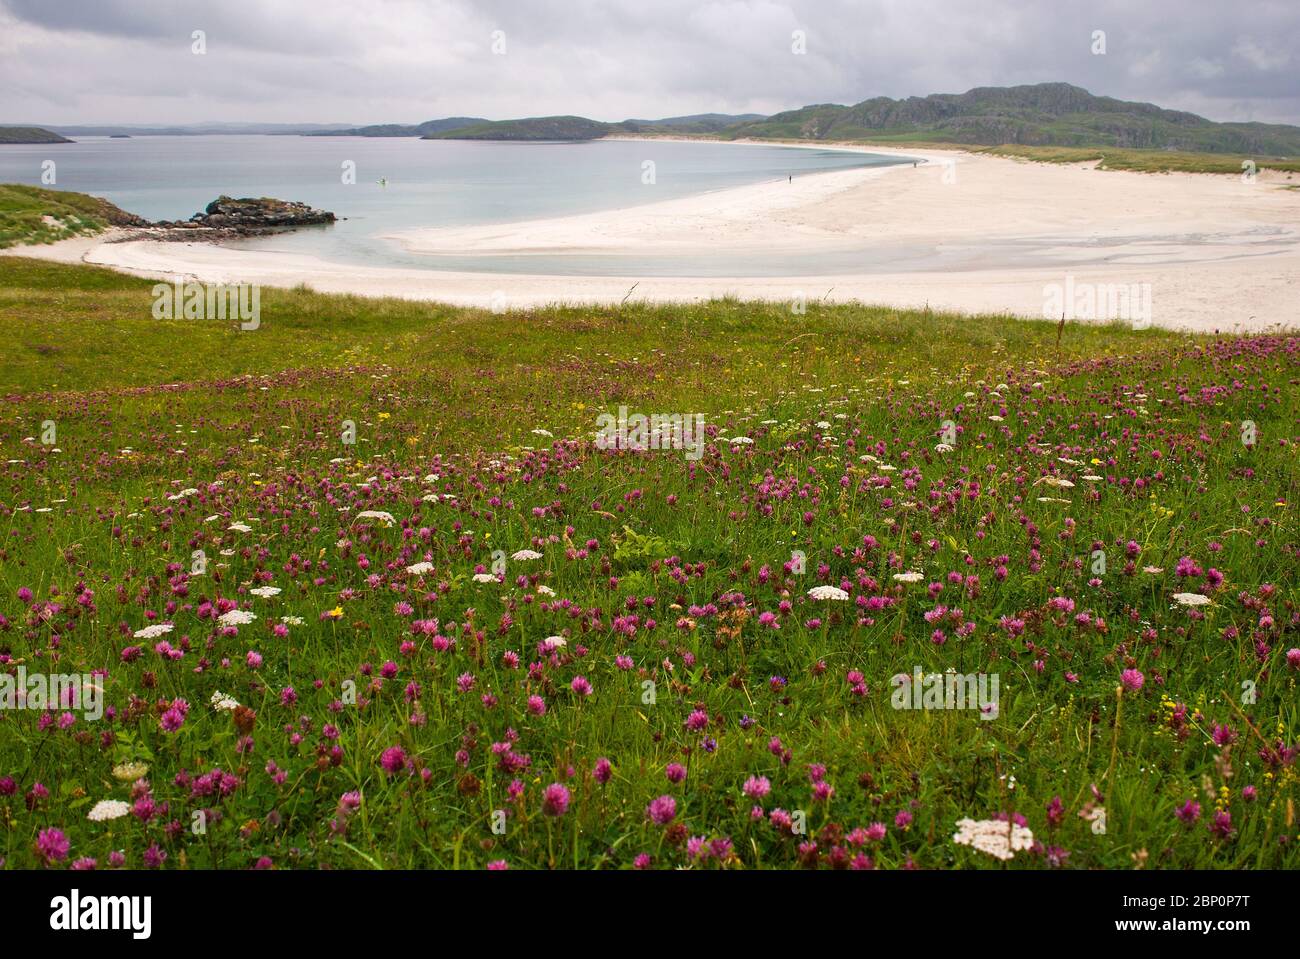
[[541, 783, 570, 816], [646, 795, 676, 825], [37, 828, 70, 863]]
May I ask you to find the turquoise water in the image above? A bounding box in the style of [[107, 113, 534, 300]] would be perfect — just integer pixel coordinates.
[[0, 134, 912, 275]]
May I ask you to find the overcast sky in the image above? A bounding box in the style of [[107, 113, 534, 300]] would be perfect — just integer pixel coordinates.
[[2, 0, 1297, 127]]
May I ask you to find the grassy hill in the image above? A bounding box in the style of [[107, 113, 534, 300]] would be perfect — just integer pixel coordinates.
[[0, 126, 73, 144], [725, 83, 1300, 156], [622, 113, 766, 134], [425, 115, 616, 141], [0, 183, 146, 248], [312, 117, 487, 137]]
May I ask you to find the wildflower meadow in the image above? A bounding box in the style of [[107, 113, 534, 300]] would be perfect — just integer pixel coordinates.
[[1, 256, 1296, 871]]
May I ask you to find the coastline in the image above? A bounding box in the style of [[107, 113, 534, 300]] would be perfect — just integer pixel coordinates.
[[3, 137, 1297, 332]]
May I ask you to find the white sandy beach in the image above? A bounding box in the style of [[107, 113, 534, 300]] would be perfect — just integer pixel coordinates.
[[5, 140, 1297, 332]]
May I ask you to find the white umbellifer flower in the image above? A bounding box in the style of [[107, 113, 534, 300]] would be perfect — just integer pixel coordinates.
[[1058, 458, 1083, 466], [406, 562, 435, 575], [472, 573, 497, 583], [934, 443, 954, 453], [87, 800, 132, 822], [729, 436, 754, 445], [1142, 566, 1164, 575], [210, 690, 240, 711], [892, 572, 924, 584], [807, 586, 850, 601], [204, 515, 220, 523], [1036, 497, 1072, 504], [112, 761, 148, 782], [1081, 474, 1103, 482], [511, 549, 543, 561], [281, 615, 304, 626], [1173, 592, 1212, 607], [228, 522, 253, 533], [542, 636, 567, 650], [988, 415, 1004, 422], [133, 623, 174, 640], [167, 489, 199, 501], [815, 421, 831, 429], [249, 586, 281, 598], [531, 429, 554, 438], [1035, 476, 1075, 489], [218, 609, 256, 627], [952, 818, 1035, 861], [356, 510, 396, 527]]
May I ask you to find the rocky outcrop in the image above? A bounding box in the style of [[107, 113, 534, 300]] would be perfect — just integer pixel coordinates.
[[150, 196, 336, 238]]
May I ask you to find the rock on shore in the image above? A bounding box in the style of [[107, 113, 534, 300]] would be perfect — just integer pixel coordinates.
[[151, 196, 336, 238]]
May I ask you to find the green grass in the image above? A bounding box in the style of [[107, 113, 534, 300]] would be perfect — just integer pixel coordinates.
[[0, 184, 144, 249], [974, 144, 1300, 176], [0, 256, 1296, 871]]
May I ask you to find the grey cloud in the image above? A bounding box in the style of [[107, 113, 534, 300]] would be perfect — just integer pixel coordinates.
[[1, 0, 1296, 126]]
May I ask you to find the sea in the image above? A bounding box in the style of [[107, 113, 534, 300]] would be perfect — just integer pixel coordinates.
[[0, 134, 913, 276]]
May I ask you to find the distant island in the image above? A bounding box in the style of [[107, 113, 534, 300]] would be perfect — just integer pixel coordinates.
[[0, 126, 73, 144], [310, 117, 488, 137], [423, 113, 765, 141], [425, 115, 615, 141]]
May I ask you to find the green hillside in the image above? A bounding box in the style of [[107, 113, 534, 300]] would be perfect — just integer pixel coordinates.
[[313, 117, 487, 137], [426, 115, 616, 141], [0, 183, 146, 248], [724, 83, 1300, 156], [0, 126, 73, 144]]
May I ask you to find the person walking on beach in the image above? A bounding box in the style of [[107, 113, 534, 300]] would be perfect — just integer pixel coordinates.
[[788, 174, 792, 183]]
